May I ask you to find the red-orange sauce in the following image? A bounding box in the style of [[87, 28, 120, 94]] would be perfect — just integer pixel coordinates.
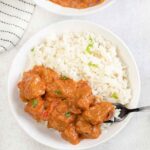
[[49, 0, 105, 9], [18, 65, 114, 145]]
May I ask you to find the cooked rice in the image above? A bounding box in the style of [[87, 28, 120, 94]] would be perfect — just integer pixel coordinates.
[[26, 32, 131, 105]]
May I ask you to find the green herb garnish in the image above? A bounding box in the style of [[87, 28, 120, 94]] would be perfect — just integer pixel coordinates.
[[31, 48, 35, 52], [111, 92, 119, 99], [86, 44, 93, 54], [88, 62, 98, 68], [65, 112, 71, 118], [60, 75, 68, 80], [54, 90, 62, 95], [85, 36, 94, 54], [32, 99, 38, 108]]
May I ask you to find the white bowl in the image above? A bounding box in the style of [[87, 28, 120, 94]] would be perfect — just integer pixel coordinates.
[[33, 0, 116, 16], [8, 20, 140, 150]]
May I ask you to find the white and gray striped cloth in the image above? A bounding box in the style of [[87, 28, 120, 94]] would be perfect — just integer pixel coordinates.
[[0, 0, 35, 53]]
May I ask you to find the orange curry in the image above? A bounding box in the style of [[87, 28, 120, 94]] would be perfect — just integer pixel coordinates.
[[18, 66, 114, 144], [49, 0, 105, 9]]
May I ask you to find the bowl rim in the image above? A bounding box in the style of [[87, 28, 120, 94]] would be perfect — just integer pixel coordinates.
[[33, 0, 116, 16], [8, 19, 141, 150]]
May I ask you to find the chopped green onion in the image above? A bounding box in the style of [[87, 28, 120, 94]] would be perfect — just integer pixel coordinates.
[[31, 48, 34, 52], [54, 90, 62, 95], [60, 75, 68, 80], [86, 44, 93, 54], [65, 112, 71, 118], [32, 99, 38, 108], [85, 36, 94, 54], [88, 62, 98, 68], [111, 92, 119, 99]]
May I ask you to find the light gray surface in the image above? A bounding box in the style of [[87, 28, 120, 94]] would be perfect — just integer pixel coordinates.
[[0, 0, 150, 149]]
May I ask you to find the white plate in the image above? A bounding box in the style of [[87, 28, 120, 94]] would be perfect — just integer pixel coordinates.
[[34, 0, 116, 16], [8, 20, 141, 150]]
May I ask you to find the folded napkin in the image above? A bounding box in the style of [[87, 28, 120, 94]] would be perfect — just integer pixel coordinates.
[[0, 0, 35, 53]]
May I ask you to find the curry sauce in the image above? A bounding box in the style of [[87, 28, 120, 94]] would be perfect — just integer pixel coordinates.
[[18, 66, 114, 144], [49, 0, 105, 9]]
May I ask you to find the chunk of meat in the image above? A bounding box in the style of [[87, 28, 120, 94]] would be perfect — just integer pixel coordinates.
[[76, 80, 95, 110], [47, 101, 75, 131], [43, 98, 61, 121], [61, 124, 80, 145], [46, 79, 77, 99], [82, 102, 115, 125], [18, 72, 46, 100], [63, 98, 82, 115], [69, 104, 82, 115], [46, 82, 62, 98], [57, 78, 77, 98], [32, 66, 59, 83], [81, 125, 101, 139], [44, 94, 61, 103], [76, 96, 95, 110], [76, 116, 101, 139], [33, 66, 77, 99], [76, 116, 92, 135], [24, 97, 44, 121], [25, 96, 60, 121]]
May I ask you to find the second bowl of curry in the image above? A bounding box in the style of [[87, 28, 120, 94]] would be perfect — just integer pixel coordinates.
[[33, 0, 116, 16]]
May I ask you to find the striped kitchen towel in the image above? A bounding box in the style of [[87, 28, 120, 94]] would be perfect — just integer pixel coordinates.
[[0, 0, 35, 53]]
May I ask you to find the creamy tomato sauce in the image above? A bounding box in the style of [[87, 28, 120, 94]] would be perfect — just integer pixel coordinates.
[[49, 0, 105, 9], [18, 66, 114, 144]]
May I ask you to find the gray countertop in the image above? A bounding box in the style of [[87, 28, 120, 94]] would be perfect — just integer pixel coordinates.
[[0, 0, 150, 149]]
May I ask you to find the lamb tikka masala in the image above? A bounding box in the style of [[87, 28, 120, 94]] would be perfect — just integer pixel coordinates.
[[18, 66, 114, 144], [49, 0, 105, 9]]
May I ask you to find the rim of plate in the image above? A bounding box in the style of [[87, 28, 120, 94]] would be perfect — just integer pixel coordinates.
[[33, 0, 116, 16], [8, 20, 141, 150]]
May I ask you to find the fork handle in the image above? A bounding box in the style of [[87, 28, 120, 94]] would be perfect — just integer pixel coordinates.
[[129, 106, 150, 112]]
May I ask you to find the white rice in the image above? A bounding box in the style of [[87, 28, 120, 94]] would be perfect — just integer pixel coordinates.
[[26, 32, 131, 105]]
